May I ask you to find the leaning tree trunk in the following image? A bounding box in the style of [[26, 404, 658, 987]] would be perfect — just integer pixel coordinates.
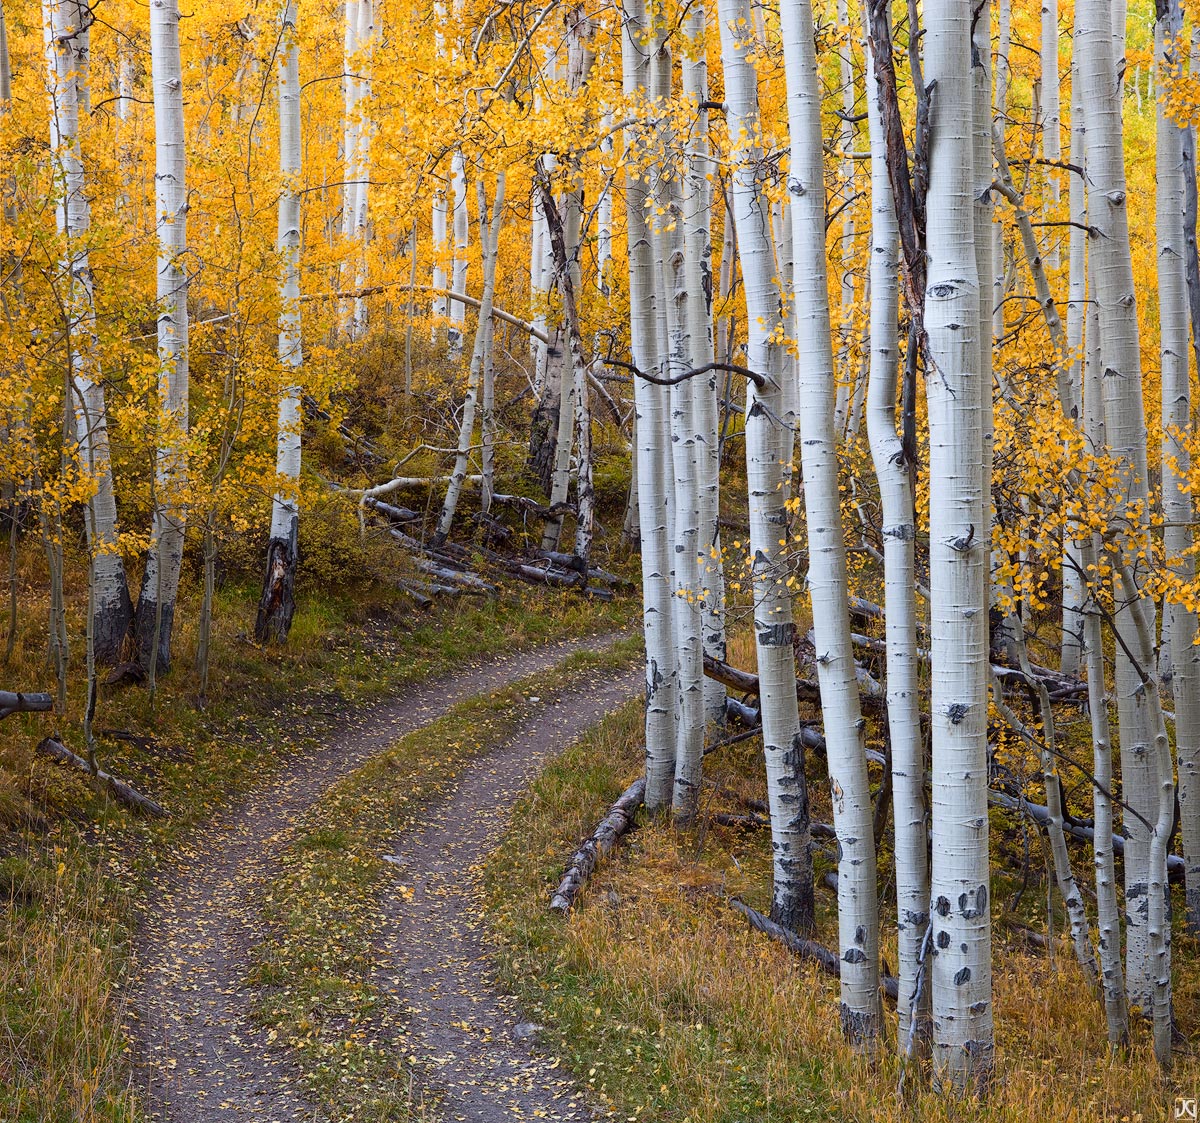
[[623, 0, 676, 815], [255, 0, 303, 645], [1077, 0, 1162, 1028], [44, 0, 132, 663], [863, 2, 927, 1055], [717, 0, 814, 937], [923, 0, 994, 1093], [135, 0, 190, 677], [433, 171, 506, 547], [781, 0, 880, 1044]]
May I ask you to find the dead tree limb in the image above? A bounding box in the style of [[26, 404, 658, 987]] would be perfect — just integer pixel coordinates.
[[729, 897, 900, 1001], [0, 691, 53, 719], [37, 736, 167, 817], [550, 777, 646, 912]]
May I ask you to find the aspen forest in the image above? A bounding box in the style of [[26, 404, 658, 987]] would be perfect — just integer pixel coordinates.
[[7, 0, 1200, 1118]]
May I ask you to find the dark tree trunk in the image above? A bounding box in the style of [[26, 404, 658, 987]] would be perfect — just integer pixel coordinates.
[[255, 516, 298, 644], [93, 583, 133, 665]]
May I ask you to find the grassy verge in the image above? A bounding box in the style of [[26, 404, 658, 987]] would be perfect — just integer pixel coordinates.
[[245, 637, 643, 1122], [486, 696, 1200, 1123], [0, 570, 637, 1123]]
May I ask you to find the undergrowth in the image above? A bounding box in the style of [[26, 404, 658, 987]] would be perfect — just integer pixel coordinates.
[[486, 692, 1200, 1123], [0, 549, 636, 1123]]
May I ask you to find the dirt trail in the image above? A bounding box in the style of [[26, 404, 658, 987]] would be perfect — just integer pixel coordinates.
[[376, 668, 641, 1122], [134, 632, 632, 1123]]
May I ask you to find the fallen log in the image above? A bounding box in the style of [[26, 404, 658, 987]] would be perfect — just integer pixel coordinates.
[[364, 497, 422, 525], [550, 777, 646, 913], [988, 788, 1185, 882], [728, 897, 900, 1002], [413, 558, 497, 594], [37, 737, 167, 817], [0, 691, 53, 720]]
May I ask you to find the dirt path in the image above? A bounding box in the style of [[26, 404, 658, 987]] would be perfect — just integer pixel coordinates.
[[376, 667, 641, 1123], [134, 632, 632, 1123]]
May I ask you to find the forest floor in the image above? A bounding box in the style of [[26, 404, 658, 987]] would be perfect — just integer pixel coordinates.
[[133, 630, 641, 1123]]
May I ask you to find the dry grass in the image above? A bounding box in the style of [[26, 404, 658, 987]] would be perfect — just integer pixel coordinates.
[[0, 535, 638, 1123], [487, 695, 1200, 1123]]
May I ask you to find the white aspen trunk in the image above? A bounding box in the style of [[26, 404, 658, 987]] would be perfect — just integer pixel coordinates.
[[924, 0, 993, 1092], [782, 0, 880, 1041], [351, 0, 374, 336], [597, 114, 613, 294], [256, 0, 302, 644], [682, 4, 726, 728], [1061, 60, 1087, 679], [1081, 324, 1130, 1045], [136, 0, 190, 675], [44, 0, 132, 662], [1159, 0, 1200, 941], [834, 0, 858, 441], [992, 0, 1011, 341], [1077, 0, 1159, 1019], [1042, 0, 1062, 271], [665, 28, 704, 825], [864, 3, 927, 1056], [624, 0, 676, 814], [718, 0, 814, 935], [434, 173, 506, 546], [449, 149, 469, 353], [340, 0, 360, 251], [432, 186, 448, 331]]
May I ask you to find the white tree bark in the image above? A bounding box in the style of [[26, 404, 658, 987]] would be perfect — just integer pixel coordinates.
[[718, 0, 814, 935], [434, 172, 506, 546], [924, 0, 993, 1092], [43, 0, 132, 662], [256, 0, 302, 644], [623, 0, 676, 815], [449, 148, 469, 353], [863, 3, 927, 1054], [1081, 328, 1130, 1045], [992, 0, 1011, 341], [1042, 0, 1062, 271], [1158, 0, 1200, 942], [782, 0, 880, 1042], [136, 0, 190, 675], [1077, 0, 1160, 1020]]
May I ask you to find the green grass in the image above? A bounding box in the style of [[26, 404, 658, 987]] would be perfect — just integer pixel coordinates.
[[246, 638, 643, 1122], [0, 559, 637, 1123]]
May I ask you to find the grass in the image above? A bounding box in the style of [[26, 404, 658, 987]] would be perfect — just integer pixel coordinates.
[[245, 637, 643, 1122], [0, 536, 638, 1123], [486, 685, 1200, 1123]]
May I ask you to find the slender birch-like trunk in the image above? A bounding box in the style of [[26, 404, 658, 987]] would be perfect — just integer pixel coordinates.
[[432, 184, 449, 331], [255, 0, 303, 644], [992, 0, 1011, 341], [1077, 0, 1160, 1019], [623, 0, 676, 814], [718, 0, 814, 935], [434, 172, 505, 545], [1061, 62, 1087, 679], [449, 149, 468, 353], [44, 0, 132, 662], [833, 0, 857, 439], [863, 3, 927, 1054], [681, 4, 726, 728], [339, 0, 360, 335], [782, 0, 880, 1041], [351, 0, 374, 336], [135, 0, 190, 676], [1081, 325, 1131, 1045], [1042, 0, 1062, 271], [1158, 0, 1200, 940], [924, 0, 993, 1092]]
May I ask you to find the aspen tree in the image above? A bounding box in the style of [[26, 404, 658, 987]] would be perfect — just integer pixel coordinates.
[[1042, 0, 1062, 271], [781, 0, 880, 1041], [44, 0, 133, 662], [863, 3, 927, 1053], [623, 0, 676, 815], [923, 0, 993, 1091], [1077, 0, 1160, 1018], [1157, 0, 1200, 942], [717, 0, 814, 933], [255, 0, 303, 644], [434, 171, 506, 546], [135, 0, 190, 676]]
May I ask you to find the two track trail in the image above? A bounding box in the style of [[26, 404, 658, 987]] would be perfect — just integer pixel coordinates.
[[134, 633, 637, 1123]]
